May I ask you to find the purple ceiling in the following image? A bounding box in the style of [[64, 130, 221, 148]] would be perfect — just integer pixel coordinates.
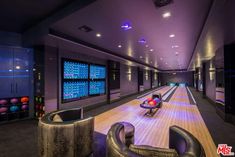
[[51, 0, 212, 70]]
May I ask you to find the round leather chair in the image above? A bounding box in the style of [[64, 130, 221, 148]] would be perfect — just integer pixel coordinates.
[[106, 122, 206, 157], [38, 108, 94, 157]]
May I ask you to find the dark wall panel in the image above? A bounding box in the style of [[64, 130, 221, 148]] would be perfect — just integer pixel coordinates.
[[0, 31, 22, 46], [205, 60, 216, 101], [159, 72, 194, 86], [120, 64, 138, 97], [143, 70, 151, 90]]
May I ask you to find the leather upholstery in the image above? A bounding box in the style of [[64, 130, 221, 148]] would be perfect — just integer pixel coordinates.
[[38, 108, 94, 157], [106, 122, 206, 157], [169, 125, 206, 157]]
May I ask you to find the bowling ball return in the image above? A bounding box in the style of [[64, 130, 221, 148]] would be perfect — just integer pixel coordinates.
[[140, 93, 162, 116]]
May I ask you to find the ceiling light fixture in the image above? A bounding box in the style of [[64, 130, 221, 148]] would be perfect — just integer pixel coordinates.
[[172, 45, 179, 48], [16, 66, 21, 69], [162, 12, 171, 18], [96, 33, 101, 37], [145, 45, 149, 47], [160, 58, 163, 60], [138, 38, 146, 44], [118, 45, 122, 48], [140, 56, 143, 59], [121, 22, 132, 30], [175, 52, 179, 55], [169, 34, 175, 38], [149, 49, 154, 52]]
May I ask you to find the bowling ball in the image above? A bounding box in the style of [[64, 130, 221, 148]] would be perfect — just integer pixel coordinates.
[[153, 98, 160, 103], [10, 98, 18, 104], [21, 105, 28, 110], [10, 106, 19, 112], [149, 101, 154, 106], [36, 105, 39, 109], [0, 99, 8, 105], [0, 107, 8, 113], [21, 97, 29, 104], [147, 98, 153, 103], [152, 100, 157, 105]]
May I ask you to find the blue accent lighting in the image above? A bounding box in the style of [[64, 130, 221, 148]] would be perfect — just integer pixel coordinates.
[[121, 22, 132, 30]]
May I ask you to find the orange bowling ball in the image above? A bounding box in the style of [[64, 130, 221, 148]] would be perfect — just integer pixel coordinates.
[[21, 97, 29, 104], [149, 100, 157, 106]]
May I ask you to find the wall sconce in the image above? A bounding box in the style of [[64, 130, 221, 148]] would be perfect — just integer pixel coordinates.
[[154, 73, 157, 80], [126, 67, 132, 81], [145, 71, 148, 80], [209, 67, 215, 81]]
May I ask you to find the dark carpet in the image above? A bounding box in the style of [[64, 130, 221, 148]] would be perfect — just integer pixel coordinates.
[[189, 88, 235, 149], [0, 120, 107, 157]]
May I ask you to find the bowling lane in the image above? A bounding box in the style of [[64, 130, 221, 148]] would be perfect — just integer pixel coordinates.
[[138, 86, 173, 102], [94, 85, 218, 157], [168, 86, 191, 105]]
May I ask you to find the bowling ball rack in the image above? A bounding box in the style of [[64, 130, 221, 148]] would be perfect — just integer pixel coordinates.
[[0, 96, 29, 123]]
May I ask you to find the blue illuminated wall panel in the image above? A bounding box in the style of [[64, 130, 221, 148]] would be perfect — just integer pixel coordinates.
[[63, 81, 88, 100], [89, 81, 105, 95], [90, 65, 106, 79], [64, 61, 88, 79]]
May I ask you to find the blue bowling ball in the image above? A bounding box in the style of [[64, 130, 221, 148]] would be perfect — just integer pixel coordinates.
[[10, 106, 19, 112]]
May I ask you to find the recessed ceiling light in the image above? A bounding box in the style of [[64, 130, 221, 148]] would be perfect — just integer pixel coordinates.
[[140, 56, 143, 59], [16, 66, 21, 69], [162, 12, 171, 18], [160, 58, 163, 60], [149, 49, 154, 52], [172, 45, 179, 48], [165, 62, 168, 65], [118, 45, 122, 48], [145, 45, 149, 47], [96, 33, 101, 37], [175, 52, 179, 55], [169, 34, 175, 38]]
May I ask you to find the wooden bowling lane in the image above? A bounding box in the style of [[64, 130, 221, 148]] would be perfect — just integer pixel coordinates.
[[94, 86, 218, 157], [169, 86, 191, 105], [138, 86, 172, 102]]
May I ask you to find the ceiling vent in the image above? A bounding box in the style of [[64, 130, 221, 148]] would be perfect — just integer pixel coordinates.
[[153, 0, 173, 7], [78, 25, 93, 32]]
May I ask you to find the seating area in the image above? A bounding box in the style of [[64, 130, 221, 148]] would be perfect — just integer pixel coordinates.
[[38, 108, 205, 157], [106, 122, 205, 157], [38, 108, 94, 157]]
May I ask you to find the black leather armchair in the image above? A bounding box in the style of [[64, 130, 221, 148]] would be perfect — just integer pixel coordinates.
[[169, 126, 206, 157], [38, 108, 94, 157], [106, 122, 206, 157]]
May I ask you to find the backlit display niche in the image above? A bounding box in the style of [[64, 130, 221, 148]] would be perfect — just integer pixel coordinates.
[[62, 59, 106, 103]]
